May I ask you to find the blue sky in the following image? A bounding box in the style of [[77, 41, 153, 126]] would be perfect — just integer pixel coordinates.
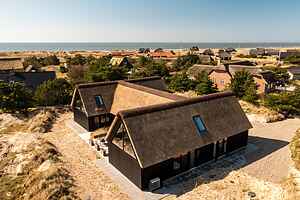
[[1, 0, 300, 42]]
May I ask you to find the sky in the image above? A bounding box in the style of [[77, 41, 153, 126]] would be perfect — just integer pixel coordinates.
[[1, 0, 300, 42]]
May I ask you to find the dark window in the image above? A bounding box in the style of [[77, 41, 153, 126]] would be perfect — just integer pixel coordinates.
[[192, 116, 207, 135], [112, 122, 136, 159], [95, 95, 104, 107]]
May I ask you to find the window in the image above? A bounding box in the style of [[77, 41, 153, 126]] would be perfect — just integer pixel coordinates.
[[112, 122, 136, 159], [95, 95, 104, 107], [192, 116, 207, 135]]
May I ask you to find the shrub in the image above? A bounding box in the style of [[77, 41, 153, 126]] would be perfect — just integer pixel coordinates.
[[173, 54, 201, 71], [264, 88, 300, 115], [168, 72, 196, 92], [34, 79, 73, 106], [230, 70, 258, 103], [0, 81, 33, 112], [194, 72, 218, 95]]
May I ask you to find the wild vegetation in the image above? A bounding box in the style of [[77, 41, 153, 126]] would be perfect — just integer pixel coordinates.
[[0, 81, 34, 113], [34, 79, 73, 106], [168, 71, 218, 95], [23, 55, 60, 70], [229, 71, 258, 104]]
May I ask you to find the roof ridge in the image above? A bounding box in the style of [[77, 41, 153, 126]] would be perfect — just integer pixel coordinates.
[[118, 80, 186, 101], [76, 76, 163, 89], [118, 91, 235, 118]]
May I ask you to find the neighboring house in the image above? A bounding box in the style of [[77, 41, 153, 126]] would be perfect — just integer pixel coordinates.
[[265, 49, 279, 56], [199, 55, 214, 64], [219, 51, 232, 60], [110, 57, 132, 68], [71, 76, 252, 191], [0, 71, 56, 91], [203, 49, 215, 56], [249, 48, 266, 56], [187, 64, 222, 79], [149, 51, 176, 59], [209, 69, 232, 91], [287, 66, 300, 80], [280, 49, 300, 60], [0, 57, 24, 72]]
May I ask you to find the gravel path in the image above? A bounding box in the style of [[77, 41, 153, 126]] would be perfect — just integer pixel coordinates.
[[43, 113, 130, 200], [241, 118, 300, 183]]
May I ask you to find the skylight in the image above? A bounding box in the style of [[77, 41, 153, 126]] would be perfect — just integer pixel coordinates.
[[192, 116, 207, 135], [95, 95, 104, 107]]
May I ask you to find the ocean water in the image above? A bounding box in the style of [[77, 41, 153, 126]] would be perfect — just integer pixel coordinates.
[[0, 42, 300, 52]]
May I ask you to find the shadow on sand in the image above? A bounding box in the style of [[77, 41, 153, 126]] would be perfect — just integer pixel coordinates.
[[152, 136, 289, 198]]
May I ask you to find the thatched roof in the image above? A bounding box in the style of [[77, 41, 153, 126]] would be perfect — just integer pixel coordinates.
[[0, 57, 24, 71], [187, 64, 226, 79], [107, 92, 252, 168], [228, 65, 262, 76], [72, 76, 185, 117]]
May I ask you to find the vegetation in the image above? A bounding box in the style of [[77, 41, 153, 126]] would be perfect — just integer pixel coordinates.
[[131, 58, 169, 78], [23, 55, 60, 70], [168, 72, 196, 92], [173, 54, 201, 71], [0, 81, 33, 112], [263, 67, 290, 89], [84, 56, 128, 82], [34, 79, 73, 106], [284, 55, 300, 64], [290, 129, 300, 170], [264, 87, 300, 115], [230, 71, 258, 104], [194, 72, 218, 95]]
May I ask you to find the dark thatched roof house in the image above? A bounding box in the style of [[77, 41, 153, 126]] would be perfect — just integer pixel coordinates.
[[0, 71, 56, 91], [0, 57, 24, 72], [71, 76, 252, 191]]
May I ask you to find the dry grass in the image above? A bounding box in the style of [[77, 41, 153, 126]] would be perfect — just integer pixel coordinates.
[[0, 133, 79, 200]]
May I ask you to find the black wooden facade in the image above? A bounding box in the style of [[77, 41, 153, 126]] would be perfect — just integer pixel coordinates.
[[108, 130, 248, 191], [73, 108, 114, 131]]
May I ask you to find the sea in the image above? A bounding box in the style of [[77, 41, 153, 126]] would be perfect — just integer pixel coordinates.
[[1, 42, 300, 52]]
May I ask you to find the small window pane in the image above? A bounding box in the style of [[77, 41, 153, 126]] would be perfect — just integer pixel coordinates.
[[95, 96, 104, 107], [193, 116, 207, 135]]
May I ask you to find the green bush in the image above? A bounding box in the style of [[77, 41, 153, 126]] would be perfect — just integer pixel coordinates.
[[168, 72, 196, 92], [131, 58, 170, 78], [264, 88, 300, 115], [34, 79, 73, 106], [194, 72, 218, 95], [230, 71, 258, 104], [0, 81, 33, 112], [173, 54, 201, 71]]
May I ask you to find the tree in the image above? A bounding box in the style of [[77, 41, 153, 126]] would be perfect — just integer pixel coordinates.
[[84, 56, 127, 82], [23, 56, 43, 70], [168, 72, 196, 92], [230, 71, 258, 103], [67, 65, 88, 84], [173, 54, 201, 71], [194, 72, 218, 95], [34, 79, 73, 106], [0, 81, 33, 112], [263, 67, 290, 89], [67, 54, 87, 66], [42, 55, 60, 66], [131, 58, 169, 78]]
